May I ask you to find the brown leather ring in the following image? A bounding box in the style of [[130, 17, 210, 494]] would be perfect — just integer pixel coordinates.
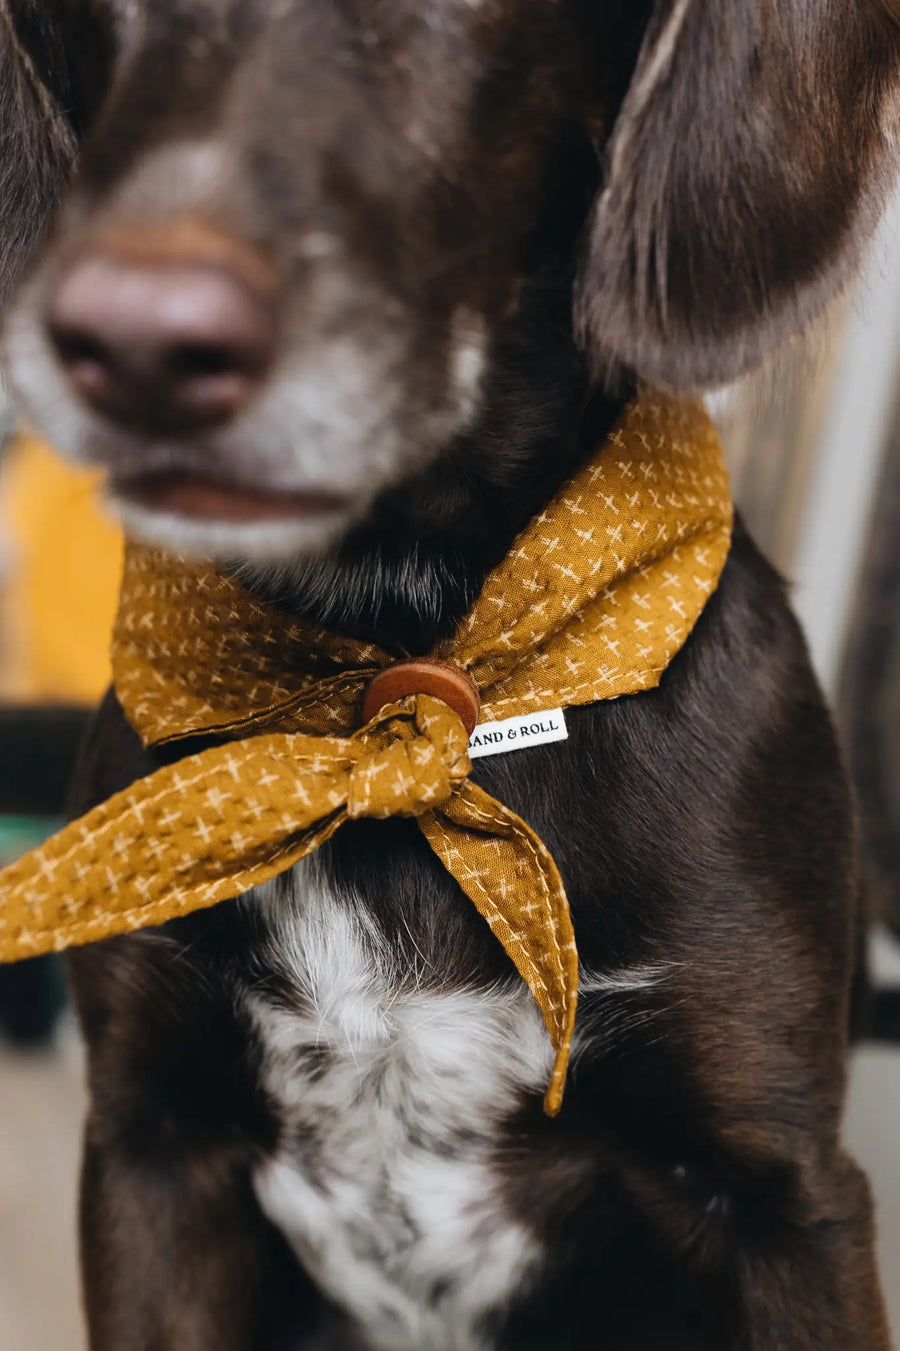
[[361, 660, 481, 736]]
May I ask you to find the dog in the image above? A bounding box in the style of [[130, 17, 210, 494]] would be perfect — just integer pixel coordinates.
[[2, 2, 900, 1347]]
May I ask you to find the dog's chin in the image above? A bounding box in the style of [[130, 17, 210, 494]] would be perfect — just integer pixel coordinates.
[[111, 489, 357, 565]]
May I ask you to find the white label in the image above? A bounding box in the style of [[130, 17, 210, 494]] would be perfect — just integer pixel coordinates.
[[467, 708, 569, 759]]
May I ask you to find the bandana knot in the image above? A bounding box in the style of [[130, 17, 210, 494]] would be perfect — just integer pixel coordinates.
[[347, 695, 471, 820]]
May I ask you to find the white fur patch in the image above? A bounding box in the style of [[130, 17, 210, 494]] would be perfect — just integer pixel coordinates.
[[449, 308, 488, 428], [248, 862, 669, 1349], [248, 862, 551, 1350], [110, 493, 353, 563]]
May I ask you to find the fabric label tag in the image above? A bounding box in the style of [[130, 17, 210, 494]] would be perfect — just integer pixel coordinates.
[[468, 708, 569, 759]]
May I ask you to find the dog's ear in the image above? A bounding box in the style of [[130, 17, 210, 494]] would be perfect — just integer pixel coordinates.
[[0, 0, 111, 310], [576, 0, 900, 389]]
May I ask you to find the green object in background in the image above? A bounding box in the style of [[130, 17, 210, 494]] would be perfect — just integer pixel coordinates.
[[0, 815, 62, 865], [0, 815, 68, 1046]]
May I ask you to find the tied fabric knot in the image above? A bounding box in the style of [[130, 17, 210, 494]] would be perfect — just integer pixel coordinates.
[[0, 393, 735, 1116], [346, 694, 471, 819]]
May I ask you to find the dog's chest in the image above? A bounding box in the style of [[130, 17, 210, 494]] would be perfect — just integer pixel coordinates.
[[248, 862, 554, 1351]]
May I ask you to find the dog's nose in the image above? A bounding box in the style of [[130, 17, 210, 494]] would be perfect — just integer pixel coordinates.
[[46, 227, 277, 435]]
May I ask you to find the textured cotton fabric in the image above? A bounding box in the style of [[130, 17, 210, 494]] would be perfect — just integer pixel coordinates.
[[0, 394, 732, 1113]]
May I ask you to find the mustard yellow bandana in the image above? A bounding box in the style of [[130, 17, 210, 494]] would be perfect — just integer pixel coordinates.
[[0, 394, 732, 1114]]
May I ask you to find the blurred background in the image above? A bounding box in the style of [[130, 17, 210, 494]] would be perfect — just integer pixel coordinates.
[[2, 191, 900, 1347]]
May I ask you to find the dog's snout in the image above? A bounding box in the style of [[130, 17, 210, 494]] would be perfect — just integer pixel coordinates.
[[46, 224, 278, 436]]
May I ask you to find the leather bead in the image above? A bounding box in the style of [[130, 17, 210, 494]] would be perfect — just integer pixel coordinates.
[[361, 660, 481, 735]]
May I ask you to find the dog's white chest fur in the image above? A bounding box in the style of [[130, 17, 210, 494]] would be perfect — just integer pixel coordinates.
[[249, 863, 553, 1351]]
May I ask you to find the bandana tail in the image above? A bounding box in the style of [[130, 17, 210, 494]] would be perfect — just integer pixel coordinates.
[[419, 781, 580, 1118]]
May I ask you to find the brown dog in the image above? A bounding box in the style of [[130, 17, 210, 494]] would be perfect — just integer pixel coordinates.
[[2, 2, 900, 1348]]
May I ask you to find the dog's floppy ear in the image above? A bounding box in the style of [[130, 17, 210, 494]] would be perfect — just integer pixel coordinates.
[[576, 0, 900, 389], [0, 2, 82, 310]]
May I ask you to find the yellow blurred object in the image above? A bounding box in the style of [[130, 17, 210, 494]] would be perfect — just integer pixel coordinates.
[[0, 436, 123, 704]]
